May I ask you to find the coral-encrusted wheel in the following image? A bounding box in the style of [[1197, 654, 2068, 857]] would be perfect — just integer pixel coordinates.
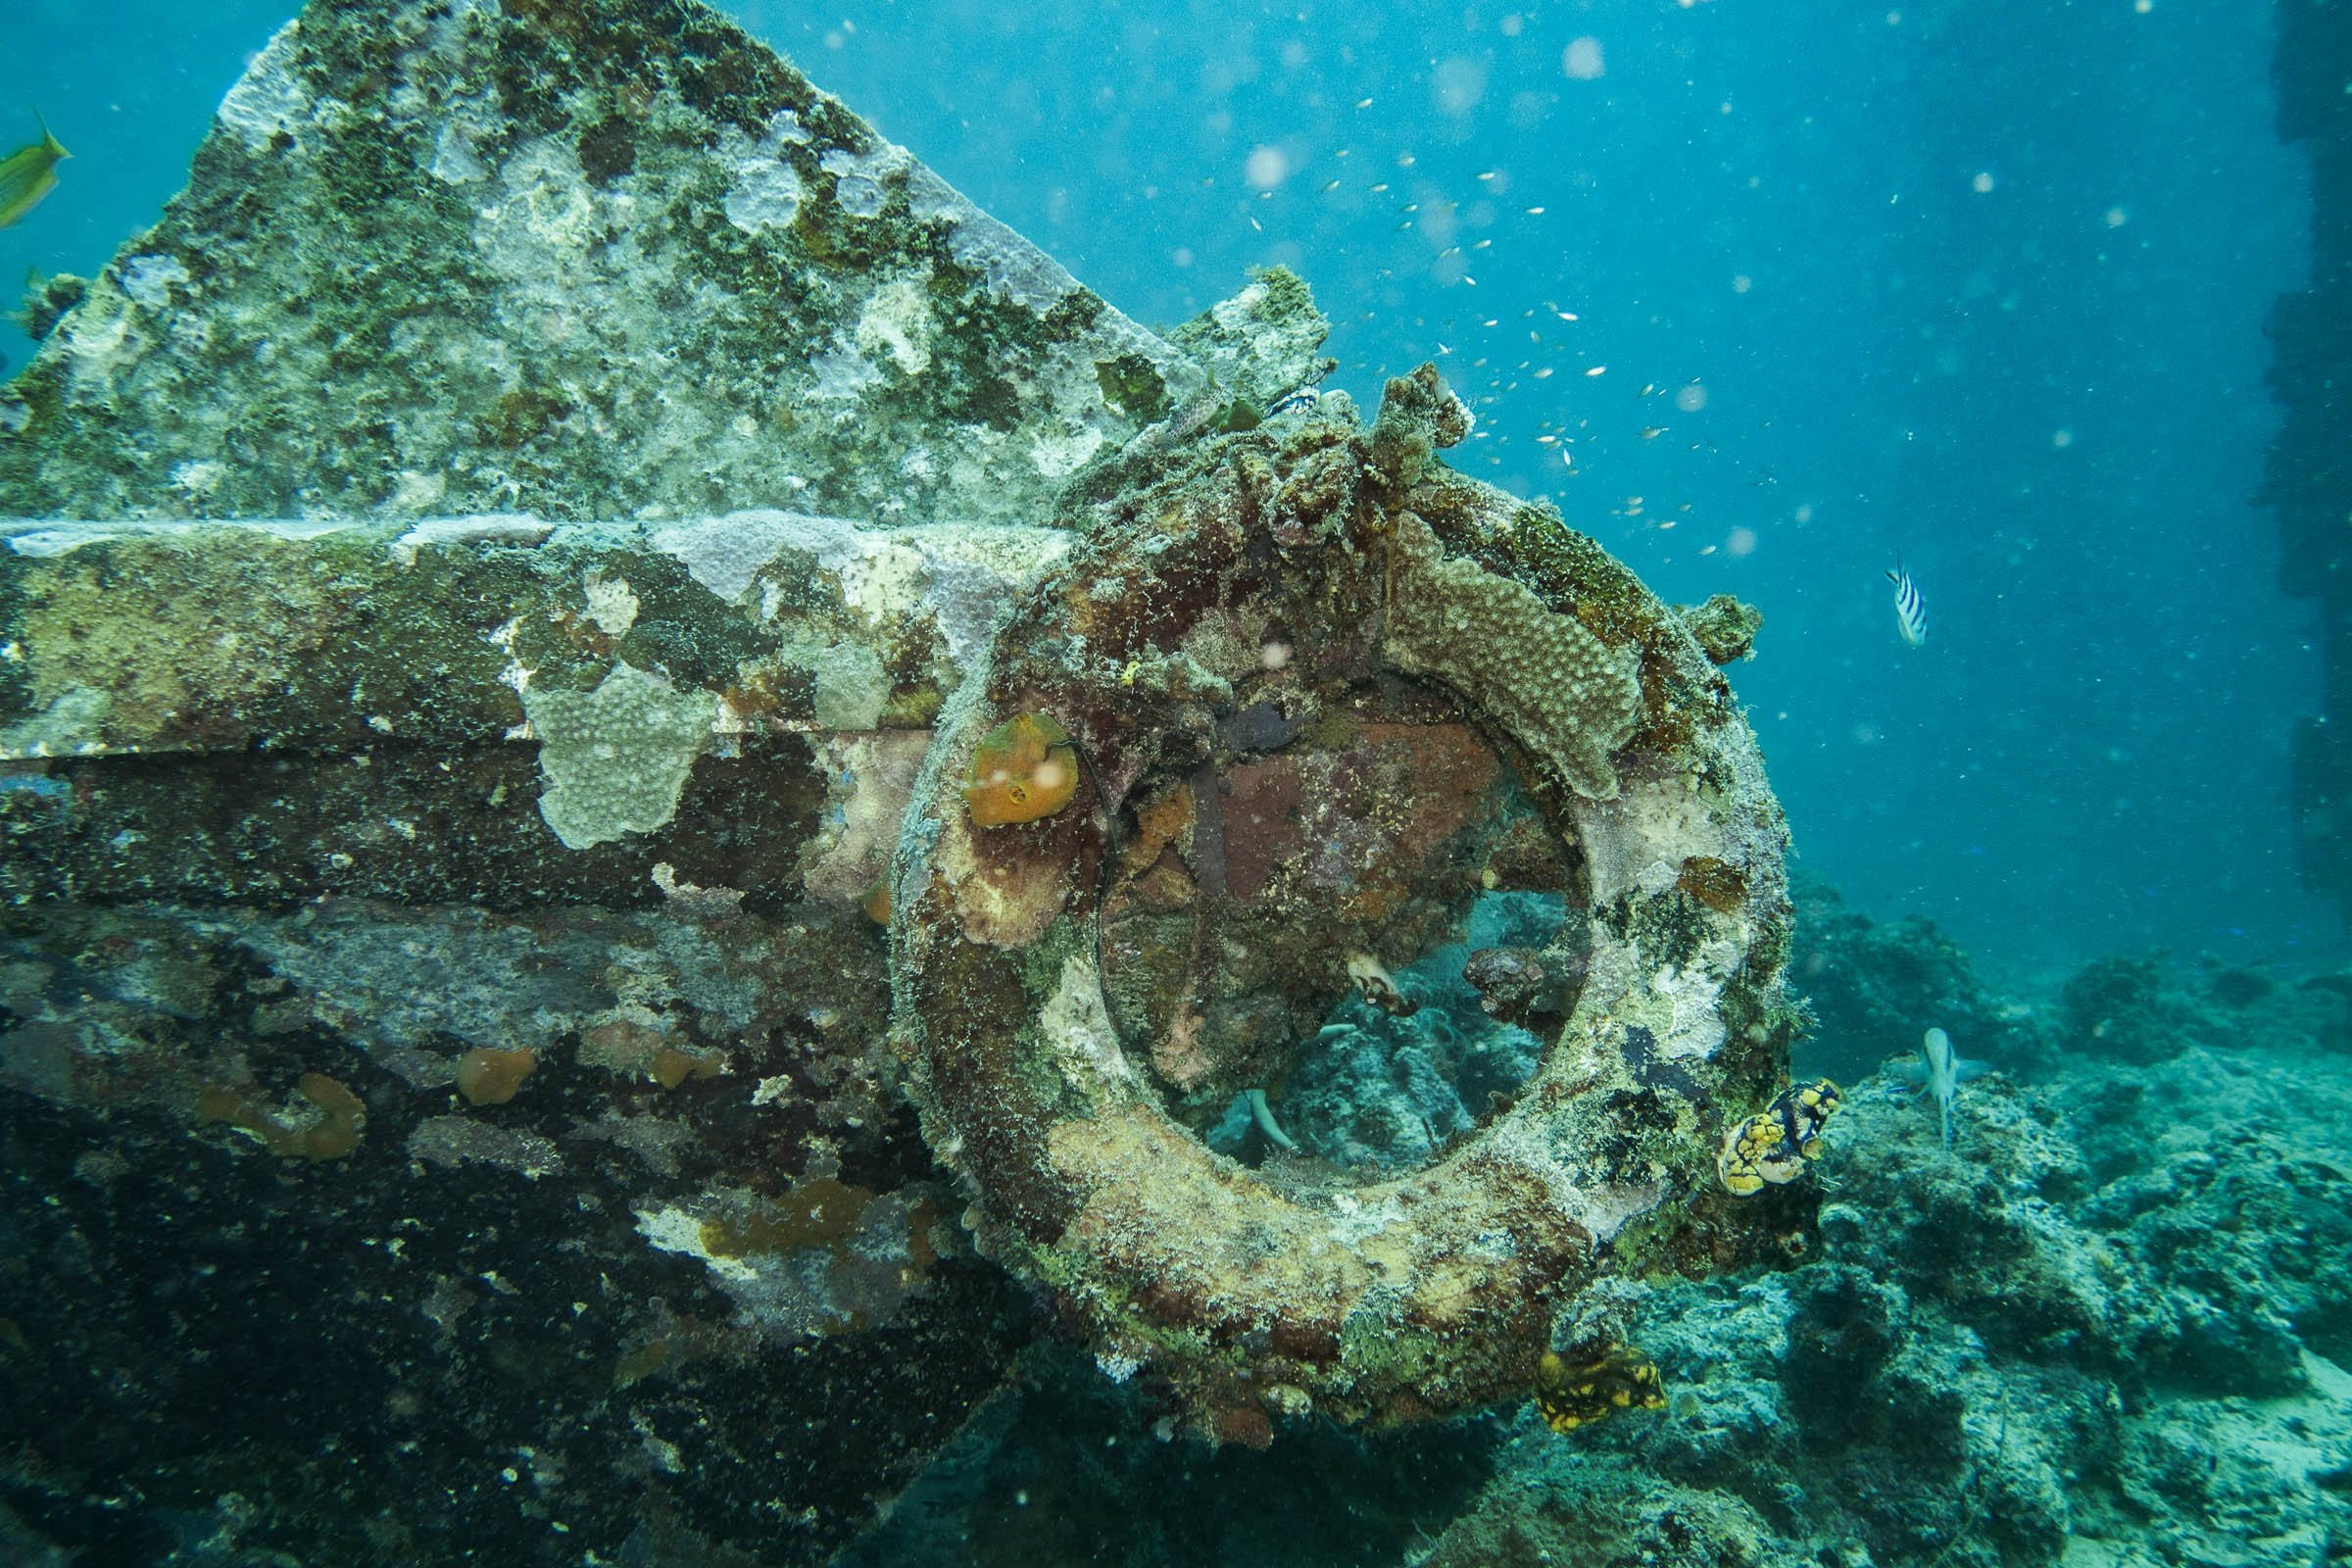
[[888, 368, 1806, 1444]]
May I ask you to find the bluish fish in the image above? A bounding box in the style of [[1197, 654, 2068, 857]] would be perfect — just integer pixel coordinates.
[[1895, 1026, 1989, 1149], [1886, 558, 1928, 647], [0, 112, 70, 230]]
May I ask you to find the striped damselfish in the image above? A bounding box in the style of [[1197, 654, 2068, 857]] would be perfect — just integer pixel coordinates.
[[1886, 558, 1928, 648]]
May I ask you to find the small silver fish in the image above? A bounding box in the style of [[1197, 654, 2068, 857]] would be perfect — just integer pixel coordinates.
[[1886, 558, 1928, 647], [1897, 1026, 1988, 1149]]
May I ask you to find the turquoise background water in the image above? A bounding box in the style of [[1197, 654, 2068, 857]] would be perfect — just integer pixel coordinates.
[[0, 0, 2322, 964]]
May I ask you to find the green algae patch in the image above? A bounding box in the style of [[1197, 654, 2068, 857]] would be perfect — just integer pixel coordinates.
[[1095, 354, 1172, 423]]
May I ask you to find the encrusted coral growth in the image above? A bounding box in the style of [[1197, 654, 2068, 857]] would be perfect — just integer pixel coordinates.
[[961, 711, 1080, 827], [195, 1071, 366, 1161], [1267, 892, 1561, 1171], [1676, 592, 1765, 663], [1417, 983, 2352, 1568], [454, 1046, 535, 1104], [2061, 953, 2223, 1064], [1790, 872, 2037, 1083], [635, 1174, 947, 1339], [1366, 363, 1472, 489], [1384, 508, 1642, 801], [1162, 265, 1338, 410], [521, 662, 716, 850], [0, 882, 1008, 1562]]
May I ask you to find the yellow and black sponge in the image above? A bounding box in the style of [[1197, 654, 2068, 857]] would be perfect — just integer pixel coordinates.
[[1717, 1078, 1842, 1197], [1534, 1343, 1666, 1434]]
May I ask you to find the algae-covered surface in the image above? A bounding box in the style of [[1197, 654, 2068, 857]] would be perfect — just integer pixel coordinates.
[[0, 0, 1279, 527], [1, 1, 2346, 1566]]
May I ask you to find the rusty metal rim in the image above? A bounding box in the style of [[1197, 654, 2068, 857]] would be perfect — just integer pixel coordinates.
[[886, 421, 1790, 1437]]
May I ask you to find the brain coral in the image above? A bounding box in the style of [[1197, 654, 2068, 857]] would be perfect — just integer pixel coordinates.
[[1384, 510, 1641, 800]]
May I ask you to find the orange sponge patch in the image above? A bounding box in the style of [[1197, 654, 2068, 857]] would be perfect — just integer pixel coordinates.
[[455, 1046, 536, 1105], [961, 712, 1080, 827]]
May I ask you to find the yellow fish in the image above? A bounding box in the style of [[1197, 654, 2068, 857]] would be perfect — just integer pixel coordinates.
[[0, 113, 69, 229]]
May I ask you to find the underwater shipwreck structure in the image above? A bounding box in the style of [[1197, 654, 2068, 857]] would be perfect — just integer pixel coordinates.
[[0, 1, 1803, 1560], [2274, 0, 2352, 919]]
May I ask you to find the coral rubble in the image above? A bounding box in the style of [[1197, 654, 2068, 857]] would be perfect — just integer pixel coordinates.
[[842, 924, 2352, 1568]]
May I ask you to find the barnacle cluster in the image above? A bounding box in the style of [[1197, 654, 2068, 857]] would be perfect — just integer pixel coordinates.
[[1717, 1078, 1843, 1197], [1533, 1342, 1667, 1434]]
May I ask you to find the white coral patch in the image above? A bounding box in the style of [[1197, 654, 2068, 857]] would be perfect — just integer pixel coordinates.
[[170, 459, 227, 498], [1039, 955, 1144, 1102], [635, 1205, 758, 1282], [476, 137, 601, 281], [647, 512, 1067, 662], [906, 166, 1080, 314], [1573, 775, 1726, 907], [808, 345, 883, 401], [809, 642, 889, 730], [853, 274, 937, 376], [119, 255, 190, 310], [725, 156, 804, 232], [801, 730, 930, 902], [430, 122, 490, 184], [61, 302, 148, 394], [216, 22, 312, 153], [583, 572, 639, 635], [1030, 425, 1106, 479]]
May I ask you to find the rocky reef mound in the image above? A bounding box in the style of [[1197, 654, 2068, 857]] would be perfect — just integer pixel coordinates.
[[846, 932, 2352, 1568]]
